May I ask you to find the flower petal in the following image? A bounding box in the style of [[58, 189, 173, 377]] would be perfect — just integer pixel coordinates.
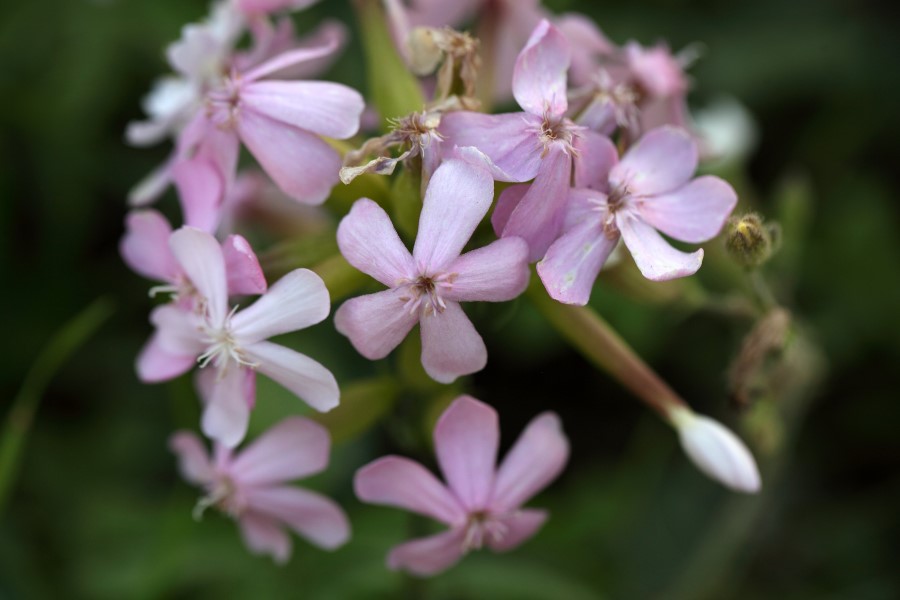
[[334, 289, 419, 360], [502, 144, 573, 262], [637, 175, 738, 243], [168, 430, 214, 486], [413, 159, 494, 272], [487, 509, 547, 552], [387, 527, 468, 576], [490, 412, 569, 512], [673, 409, 761, 493], [354, 456, 465, 526], [136, 333, 196, 382], [239, 80, 363, 139], [149, 304, 205, 357], [573, 130, 617, 191], [169, 227, 228, 325], [244, 485, 350, 550], [231, 269, 329, 344], [237, 109, 341, 205], [420, 302, 486, 384], [434, 395, 498, 511], [243, 341, 339, 412], [120, 210, 178, 282], [230, 417, 331, 486], [200, 366, 252, 448], [536, 217, 616, 306], [443, 238, 530, 302], [337, 198, 415, 287], [172, 156, 224, 233], [513, 20, 571, 116], [617, 211, 703, 281], [241, 43, 341, 82], [610, 126, 697, 196], [237, 512, 292, 564], [439, 111, 543, 182], [223, 234, 268, 296], [491, 183, 529, 236]]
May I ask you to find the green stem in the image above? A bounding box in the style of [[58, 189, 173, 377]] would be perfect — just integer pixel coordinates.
[[525, 281, 686, 422], [0, 296, 115, 514]]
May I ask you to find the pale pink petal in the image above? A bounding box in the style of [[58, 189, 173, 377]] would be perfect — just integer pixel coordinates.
[[238, 0, 320, 15], [239, 80, 363, 139], [555, 13, 614, 86], [201, 366, 252, 448], [173, 157, 224, 233], [420, 302, 486, 384], [244, 486, 350, 550], [536, 218, 616, 306], [611, 126, 697, 196], [573, 131, 618, 191], [337, 199, 415, 287], [491, 184, 529, 236], [136, 333, 196, 382], [196, 123, 241, 192], [439, 111, 544, 182], [237, 512, 292, 564], [487, 509, 548, 552], [387, 527, 468, 576], [502, 144, 573, 262], [636, 176, 738, 243], [223, 234, 268, 296], [149, 304, 206, 356], [231, 269, 329, 344], [230, 417, 330, 486], [434, 395, 498, 511], [168, 430, 215, 486], [561, 188, 603, 232], [237, 109, 341, 205], [334, 289, 419, 360], [443, 238, 530, 302], [617, 211, 703, 281], [243, 341, 339, 412], [490, 412, 569, 512], [120, 210, 179, 282], [512, 20, 571, 117], [355, 456, 465, 526], [413, 159, 494, 272], [279, 20, 348, 80], [128, 159, 173, 207], [168, 227, 228, 324], [242, 43, 340, 82]]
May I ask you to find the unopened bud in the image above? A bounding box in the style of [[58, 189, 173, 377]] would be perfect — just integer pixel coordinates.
[[670, 408, 761, 493], [407, 27, 443, 76], [725, 213, 779, 269]]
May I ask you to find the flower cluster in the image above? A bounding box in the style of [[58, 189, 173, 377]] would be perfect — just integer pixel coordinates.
[[124, 0, 761, 574]]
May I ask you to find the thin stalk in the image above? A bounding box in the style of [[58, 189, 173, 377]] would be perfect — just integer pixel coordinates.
[[0, 297, 115, 514]]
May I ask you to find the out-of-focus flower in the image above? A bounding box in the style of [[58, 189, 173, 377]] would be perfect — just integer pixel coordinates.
[[535, 126, 737, 305], [669, 407, 762, 493], [170, 417, 350, 563], [441, 20, 582, 261], [139, 227, 338, 447], [355, 395, 569, 575], [334, 159, 530, 383], [691, 95, 759, 164]]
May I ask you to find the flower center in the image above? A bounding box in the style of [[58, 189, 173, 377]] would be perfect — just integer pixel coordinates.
[[196, 306, 258, 374], [462, 510, 509, 551], [397, 272, 457, 317], [193, 475, 246, 520], [205, 75, 241, 130], [590, 185, 632, 238]]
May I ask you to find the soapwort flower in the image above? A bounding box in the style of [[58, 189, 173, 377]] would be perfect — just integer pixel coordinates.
[[355, 396, 569, 575]]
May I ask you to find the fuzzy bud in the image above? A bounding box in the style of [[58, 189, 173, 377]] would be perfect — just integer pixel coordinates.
[[407, 27, 443, 76], [725, 213, 779, 269], [670, 408, 761, 493]]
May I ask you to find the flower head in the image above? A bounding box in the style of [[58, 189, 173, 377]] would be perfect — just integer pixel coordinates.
[[170, 416, 350, 563], [355, 396, 569, 576]]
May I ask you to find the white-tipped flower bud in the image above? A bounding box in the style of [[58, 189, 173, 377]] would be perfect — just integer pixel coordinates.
[[671, 408, 762, 493]]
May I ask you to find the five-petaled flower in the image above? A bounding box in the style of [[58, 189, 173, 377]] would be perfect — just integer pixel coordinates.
[[355, 395, 569, 576]]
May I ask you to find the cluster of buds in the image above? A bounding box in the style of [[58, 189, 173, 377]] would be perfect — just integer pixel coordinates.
[[124, 0, 765, 574]]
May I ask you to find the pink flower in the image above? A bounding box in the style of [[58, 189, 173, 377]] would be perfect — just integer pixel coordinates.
[[334, 159, 530, 383], [440, 20, 581, 261], [355, 395, 569, 576], [170, 417, 350, 564], [120, 209, 267, 303], [139, 227, 338, 447], [531, 127, 737, 305]]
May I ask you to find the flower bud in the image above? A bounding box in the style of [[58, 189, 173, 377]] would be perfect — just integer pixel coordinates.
[[725, 213, 779, 269], [407, 27, 443, 76], [670, 408, 761, 493]]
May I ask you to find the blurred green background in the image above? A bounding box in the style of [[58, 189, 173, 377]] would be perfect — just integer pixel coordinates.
[[1, 0, 899, 598]]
